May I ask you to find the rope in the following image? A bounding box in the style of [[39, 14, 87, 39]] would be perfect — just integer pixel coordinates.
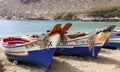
[[60, 34, 67, 46], [105, 38, 109, 43], [88, 30, 97, 57]]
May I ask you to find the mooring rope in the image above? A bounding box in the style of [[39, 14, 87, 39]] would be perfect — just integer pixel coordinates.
[[88, 30, 97, 57], [60, 34, 67, 46]]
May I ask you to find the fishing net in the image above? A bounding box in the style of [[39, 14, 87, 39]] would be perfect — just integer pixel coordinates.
[[38, 34, 50, 49]]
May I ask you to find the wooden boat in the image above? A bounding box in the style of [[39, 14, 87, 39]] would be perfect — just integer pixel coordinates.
[[0, 23, 72, 70], [104, 27, 120, 48], [55, 25, 116, 58]]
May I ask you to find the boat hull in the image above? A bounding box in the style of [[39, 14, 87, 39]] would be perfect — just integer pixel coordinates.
[[6, 48, 55, 70], [104, 35, 120, 48], [55, 46, 101, 58], [55, 25, 115, 58], [104, 42, 120, 48]]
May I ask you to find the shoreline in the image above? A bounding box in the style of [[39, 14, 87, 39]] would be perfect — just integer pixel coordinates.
[[1, 15, 120, 22], [0, 19, 120, 22]]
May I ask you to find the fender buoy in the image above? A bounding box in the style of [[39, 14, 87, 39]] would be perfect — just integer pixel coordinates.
[[97, 32, 107, 41]]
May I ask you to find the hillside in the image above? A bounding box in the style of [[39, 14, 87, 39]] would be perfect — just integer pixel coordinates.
[[0, 0, 120, 20]]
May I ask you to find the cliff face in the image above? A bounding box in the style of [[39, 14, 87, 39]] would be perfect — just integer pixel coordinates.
[[0, 0, 120, 20]]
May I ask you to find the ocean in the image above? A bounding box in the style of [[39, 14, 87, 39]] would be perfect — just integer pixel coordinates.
[[0, 20, 120, 37]]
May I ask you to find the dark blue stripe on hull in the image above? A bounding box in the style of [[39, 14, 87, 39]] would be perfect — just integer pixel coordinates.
[[104, 42, 120, 48], [55, 46, 102, 58], [109, 35, 120, 38], [6, 48, 55, 70]]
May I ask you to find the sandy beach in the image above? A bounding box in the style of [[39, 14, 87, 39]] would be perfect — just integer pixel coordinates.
[[0, 46, 120, 72]]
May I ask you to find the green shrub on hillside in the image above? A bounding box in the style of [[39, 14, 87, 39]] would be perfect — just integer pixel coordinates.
[[54, 12, 74, 20], [86, 6, 120, 18]]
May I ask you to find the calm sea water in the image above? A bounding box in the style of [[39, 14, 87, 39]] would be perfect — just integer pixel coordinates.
[[0, 20, 120, 37]]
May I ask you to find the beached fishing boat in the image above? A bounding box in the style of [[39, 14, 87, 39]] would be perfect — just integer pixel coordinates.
[[55, 25, 116, 58], [104, 28, 120, 48], [0, 23, 72, 70]]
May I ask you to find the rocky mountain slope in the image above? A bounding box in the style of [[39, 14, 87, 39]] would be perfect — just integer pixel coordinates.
[[0, 0, 120, 20]]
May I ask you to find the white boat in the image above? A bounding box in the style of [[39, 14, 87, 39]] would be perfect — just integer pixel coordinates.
[[0, 23, 72, 70], [55, 25, 116, 58]]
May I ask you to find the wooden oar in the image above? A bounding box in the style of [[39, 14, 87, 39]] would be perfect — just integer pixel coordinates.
[[60, 23, 72, 34], [49, 24, 62, 35], [25, 40, 38, 46]]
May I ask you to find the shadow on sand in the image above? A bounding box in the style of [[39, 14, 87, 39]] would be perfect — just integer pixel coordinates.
[[8, 61, 45, 72], [57, 55, 120, 66], [0, 62, 5, 72], [100, 49, 113, 54], [8, 59, 84, 72], [47, 59, 84, 72], [100, 48, 119, 54]]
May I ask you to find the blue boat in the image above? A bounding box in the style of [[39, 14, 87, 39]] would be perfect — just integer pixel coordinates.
[[104, 28, 120, 48], [6, 48, 55, 70], [56, 25, 116, 58], [0, 23, 71, 70]]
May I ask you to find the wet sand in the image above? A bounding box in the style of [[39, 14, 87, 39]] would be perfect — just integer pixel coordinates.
[[0, 46, 120, 72]]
